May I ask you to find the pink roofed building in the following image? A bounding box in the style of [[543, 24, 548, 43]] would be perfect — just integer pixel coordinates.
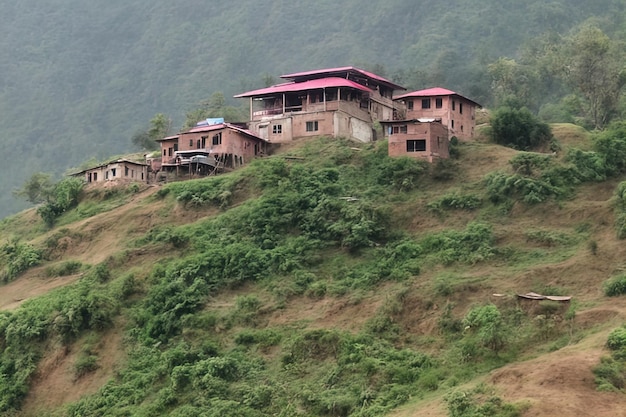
[[154, 121, 267, 179], [393, 87, 481, 141], [235, 67, 405, 143]]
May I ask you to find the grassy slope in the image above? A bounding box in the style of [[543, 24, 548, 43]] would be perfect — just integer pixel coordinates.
[[1, 125, 626, 416]]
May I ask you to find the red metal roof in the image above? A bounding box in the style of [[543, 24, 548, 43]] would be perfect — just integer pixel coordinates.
[[184, 122, 267, 142], [281, 66, 405, 90], [234, 77, 372, 98], [395, 87, 481, 106]]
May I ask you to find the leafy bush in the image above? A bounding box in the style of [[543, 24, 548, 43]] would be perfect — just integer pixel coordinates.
[[593, 121, 626, 176], [604, 275, 626, 296], [509, 152, 552, 175], [427, 193, 482, 213], [419, 222, 495, 265], [36, 177, 85, 227], [45, 260, 83, 277], [0, 239, 42, 282], [463, 304, 508, 353], [445, 387, 524, 417], [491, 106, 553, 150], [607, 327, 626, 351]]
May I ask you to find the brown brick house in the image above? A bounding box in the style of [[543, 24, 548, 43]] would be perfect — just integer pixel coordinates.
[[380, 118, 449, 162], [154, 121, 267, 178], [234, 67, 405, 143], [393, 87, 480, 141]]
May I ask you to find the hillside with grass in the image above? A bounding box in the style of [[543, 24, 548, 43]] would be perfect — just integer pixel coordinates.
[[2, 124, 626, 416]]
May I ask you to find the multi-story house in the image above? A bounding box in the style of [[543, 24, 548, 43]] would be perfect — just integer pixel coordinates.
[[154, 120, 267, 178], [234, 67, 406, 143], [380, 118, 449, 162], [393, 87, 481, 141]]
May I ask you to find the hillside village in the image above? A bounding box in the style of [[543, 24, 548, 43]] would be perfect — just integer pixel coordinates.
[[72, 67, 480, 185]]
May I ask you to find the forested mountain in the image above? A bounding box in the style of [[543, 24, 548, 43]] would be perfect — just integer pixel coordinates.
[[0, 0, 624, 217]]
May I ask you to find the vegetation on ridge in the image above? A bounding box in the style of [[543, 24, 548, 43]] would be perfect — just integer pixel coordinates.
[[2, 123, 626, 415]]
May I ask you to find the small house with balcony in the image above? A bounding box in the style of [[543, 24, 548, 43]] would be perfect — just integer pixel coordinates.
[[380, 118, 449, 162], [393, 87, 480, 141], [234, 67, 405, 143], [155, 120, 267, 178]]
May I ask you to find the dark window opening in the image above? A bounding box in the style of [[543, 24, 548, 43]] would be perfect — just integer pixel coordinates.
[[400, 125, 407, 134], [273, 124, 282, 134], [459, 103, 463, 114], [125, 166, 129, 176], [196, 140, 201, 149], [436, 98, 443, 109], [306, 121, 318, 132], [189, 139, 193, 147], [406, 139, 427, 152], [201, 136, 207, 148], [212, 132, 222, 145], [407, 100, 414, 110], [452, 100, 456, 111], [422, 99, 431, 109]]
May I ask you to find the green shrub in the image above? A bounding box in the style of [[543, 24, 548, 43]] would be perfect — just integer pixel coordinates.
[[607, 327, 626, 351], [604, 275, 626, 296], [0, 239, 42, 282], [509, 152, 552, 175], [593, 356, 626, 390], [463, 304, 508, 353], [491, 106, 553, 150], [427, 193, 482, 213], [45, 260, 83, 277]]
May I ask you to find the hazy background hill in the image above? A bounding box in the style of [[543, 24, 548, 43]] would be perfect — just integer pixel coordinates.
[[0, 0, 624, 217]]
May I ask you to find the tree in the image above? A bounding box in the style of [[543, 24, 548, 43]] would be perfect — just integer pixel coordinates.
[[182, 92, 246, 129], [12, 172, 54, 204], [490, 106, 553, 150], [131, 113, 171, 151], [561, 25, 626, 129], [488, 57, 539, 110]]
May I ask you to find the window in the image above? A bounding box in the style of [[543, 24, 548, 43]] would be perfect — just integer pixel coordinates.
[[436, 98, 443, 109], [422, 99, 431, 109], [407, 100, 414, 110], [163, 149, 166, 156], [111, 168, 117, 177], [400, 125, 407, 134], [196, 139, 201, 149], [306, 121, 318, 132], [125, 166, 129, 176], [189, 139, 193, 147], [212, 133, 222, 145], [201, 136, 207, 148], [273, 124, 282, 134], [459, 103, 463, 114], [406, 139, 426, 152], [168, 148, 172, 157], [451, 120, 455, 129], [452, 100, 456, 111]]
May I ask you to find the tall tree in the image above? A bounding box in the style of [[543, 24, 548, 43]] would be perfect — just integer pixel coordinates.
[[131, 113, 172, 151], [561, 25, 626, 129]]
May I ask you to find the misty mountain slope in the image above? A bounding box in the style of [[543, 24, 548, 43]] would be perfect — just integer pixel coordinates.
[[0, 0, 623, 218]]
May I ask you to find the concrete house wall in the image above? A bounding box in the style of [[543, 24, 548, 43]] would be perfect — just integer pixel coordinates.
[[384, 121, 449, 162], [76, 160, 147, 184], [180, 125, 264, 165], [396, 88, 479, 142], [236, 67, 404, 143]]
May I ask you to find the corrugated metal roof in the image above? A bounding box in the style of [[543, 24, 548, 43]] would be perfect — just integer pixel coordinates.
[[234, 77, 372, 98], [184, 122, 268, 142], [395, 87, 481, 107], [280, 66, 405, 90]]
